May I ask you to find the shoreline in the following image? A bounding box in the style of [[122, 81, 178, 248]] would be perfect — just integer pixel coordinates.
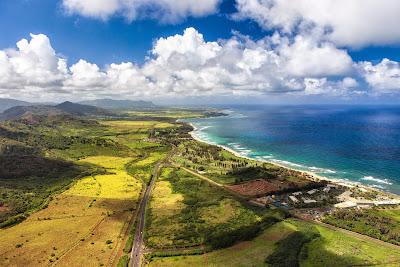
[[187, 122, 400, 198]]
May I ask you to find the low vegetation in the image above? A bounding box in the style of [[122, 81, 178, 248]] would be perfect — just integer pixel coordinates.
[[2, 107, 400, 267], [266, 223, 320, 267], [174, 140, 320, 196], [323, 207, 400, 245], [0, 110, 191, 266], [145, 166, 287, 249], [148, 219, 400, 267]]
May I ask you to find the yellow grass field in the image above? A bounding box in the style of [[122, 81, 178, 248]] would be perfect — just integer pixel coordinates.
[[0, 156, 142, 267], [101, 120, 174, 130], [147, 178, 186, 247], [125, 110, 205, 119]]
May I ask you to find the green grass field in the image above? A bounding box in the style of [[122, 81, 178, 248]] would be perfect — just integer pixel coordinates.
[[173, 140, 314, 189], [323, 207, 400, 245], [148, 221, 295, 267], [145, 166, 284, 249], [148, 218, 400, 267]]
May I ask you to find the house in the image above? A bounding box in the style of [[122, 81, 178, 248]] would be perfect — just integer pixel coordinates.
[[302, 197, 317, 204], [289, 195, 299, 203], [322, 187, 331, 193], [254, 196, 273, 205], [374, 200, 400, 206], [307, 189, 318, 195]]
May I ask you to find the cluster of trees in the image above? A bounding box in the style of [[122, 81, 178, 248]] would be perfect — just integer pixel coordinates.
[[323, 208, 400, 245], [181, 142, 224, 162]]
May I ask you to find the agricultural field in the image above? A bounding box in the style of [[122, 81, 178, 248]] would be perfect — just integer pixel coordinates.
[[101, 120, 175, 131], [0, 156, 142, 267], [145, 166, 286, 250], [124, 109, 225, 120], [126, 150, 169, 184], [147, 219, 400, 267], [0, 112, 181, 266]]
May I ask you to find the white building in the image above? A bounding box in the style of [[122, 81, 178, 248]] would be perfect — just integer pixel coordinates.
[[289, 196, 299, 203], [322, 187, 331, 193], [334, 201, 357, 209], [307, 189, 318, 195], [302, 197, 317, 204]]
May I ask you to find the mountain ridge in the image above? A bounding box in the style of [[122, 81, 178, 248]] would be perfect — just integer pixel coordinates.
[[79, 98, 156, 109], [0, 101, 113, 121]]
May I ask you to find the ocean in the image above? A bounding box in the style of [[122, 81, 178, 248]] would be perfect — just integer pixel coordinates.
[[184, 105, 400, 194]]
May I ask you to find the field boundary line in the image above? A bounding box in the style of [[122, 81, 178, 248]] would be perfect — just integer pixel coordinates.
[[51, 215, 107, 266]]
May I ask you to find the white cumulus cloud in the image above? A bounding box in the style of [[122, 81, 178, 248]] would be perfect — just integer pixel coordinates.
[[62, 0, 221, 23], [0, 28, 399, 101], [359, 59, 400, 92], [235, 0, 400, 48], [0, 34, 67, 90]]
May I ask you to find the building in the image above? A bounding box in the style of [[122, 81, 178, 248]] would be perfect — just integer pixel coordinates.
[[307, 189, 318, 195], [254, 196, 273, 205], [334, 201, 357, 209], [289, 195, 299, 203], [302, 197, 317, 204], [322, 186, 331, 193], [374, 200, 400, 206]]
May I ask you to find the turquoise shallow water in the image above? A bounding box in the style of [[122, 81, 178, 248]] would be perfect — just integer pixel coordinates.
[[185, 105, 400, 194]]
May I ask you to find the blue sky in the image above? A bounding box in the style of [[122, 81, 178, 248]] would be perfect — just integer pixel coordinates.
[[0, 0, 249, 65], [0, 0, 400, 103]]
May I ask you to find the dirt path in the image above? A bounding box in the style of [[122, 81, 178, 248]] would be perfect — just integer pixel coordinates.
[[174, 165, 247, 200]]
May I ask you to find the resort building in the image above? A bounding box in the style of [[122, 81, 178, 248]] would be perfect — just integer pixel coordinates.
[[307, 189, 318, 195], [302, 198, 317, 204], [334, 201, 357, 209], [322, 186, 331, 193]]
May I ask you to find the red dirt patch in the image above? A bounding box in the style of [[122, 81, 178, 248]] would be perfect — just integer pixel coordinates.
[[0, 206, 10, 212], [226, 179, 288, 197]]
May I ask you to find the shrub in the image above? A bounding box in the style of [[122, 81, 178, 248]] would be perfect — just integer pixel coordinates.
[[117, 255, 130, 267], [265, 227, 320, 267]]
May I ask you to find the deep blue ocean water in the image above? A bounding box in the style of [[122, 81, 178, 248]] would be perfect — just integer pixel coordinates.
[[185, 105, 400, 194]]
